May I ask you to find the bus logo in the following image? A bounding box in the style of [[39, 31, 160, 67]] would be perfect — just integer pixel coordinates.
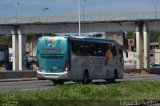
[[48, 39, 57, 47]]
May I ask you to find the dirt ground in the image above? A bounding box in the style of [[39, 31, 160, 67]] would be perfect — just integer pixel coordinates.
[[124, 70, 151, 76]]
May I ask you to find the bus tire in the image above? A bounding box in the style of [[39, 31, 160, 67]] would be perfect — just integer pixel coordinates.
[[106, 70, 117, 83], [107, 78, 115, 83], [82, 71, 90, 84], [52, 80, 64, 86]]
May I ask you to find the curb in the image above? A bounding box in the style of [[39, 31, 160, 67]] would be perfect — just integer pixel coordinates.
[[0, 78, 37, 82]]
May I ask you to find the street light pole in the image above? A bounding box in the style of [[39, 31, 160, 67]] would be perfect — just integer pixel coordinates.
[[82, 0, 86, 21], [16, 2, 19, 24], [43, 7, 49, 16], [78, 0, 81, 36], [42, 8, 49, 36], [154, 0, 157, 19], [159, 34, 160, 49]]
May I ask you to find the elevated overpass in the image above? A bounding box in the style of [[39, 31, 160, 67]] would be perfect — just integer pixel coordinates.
[[0, 12, 160, 71], [0, 12, 159, 25]]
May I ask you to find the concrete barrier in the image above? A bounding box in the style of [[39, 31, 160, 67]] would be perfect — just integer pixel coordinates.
[[0, 69, 159, 81], [150, 68, 160, 74], [124, 68, 160, 75], [124, 69, 143, 73], [0, 71, 37, 80]]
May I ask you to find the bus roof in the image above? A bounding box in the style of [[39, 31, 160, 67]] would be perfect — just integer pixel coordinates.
[[69, 36, 119, 44], [38, 36, 119, 44]]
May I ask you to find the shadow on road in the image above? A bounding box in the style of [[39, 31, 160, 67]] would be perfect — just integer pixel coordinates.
[[91, 80, 122, 85], [44, 80, 123, 87]]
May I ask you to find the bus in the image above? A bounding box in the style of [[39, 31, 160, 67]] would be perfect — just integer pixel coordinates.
[[37, 36, 124, 85]]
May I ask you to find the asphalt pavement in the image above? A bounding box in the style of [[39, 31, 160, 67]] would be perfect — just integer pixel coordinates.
[[0, 74, 159, 91]]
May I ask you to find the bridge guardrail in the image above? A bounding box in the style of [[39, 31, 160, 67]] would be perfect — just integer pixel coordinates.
[[0, 12, 159, 24]]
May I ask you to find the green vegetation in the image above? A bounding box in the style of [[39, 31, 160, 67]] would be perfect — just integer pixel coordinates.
[[125, 31, 160, 43], [150, 31, 160, 42], [0, 34, 57, 48], [26, 33, 56, 42], [0, 35, 11, 47], [0, 81, 159, 105], [125, 32, 134, 39]]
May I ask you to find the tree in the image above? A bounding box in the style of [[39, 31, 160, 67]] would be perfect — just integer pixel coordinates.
[[125, 32, 134, 39], [0, 35, 12, 47], [26, 34, 43, 42], [125, 31, 160, 43], [150, 31, 160, 42], [26, 33, 57, 42]]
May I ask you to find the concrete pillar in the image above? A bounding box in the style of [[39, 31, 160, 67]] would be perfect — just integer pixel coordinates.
[[22, 35, 26, 70], [18, 29, 22, 70], [135, 24, 143, 69], [11, 28, 19, 70], [143, 23, 150, 71], [17, 28, 25, 70]]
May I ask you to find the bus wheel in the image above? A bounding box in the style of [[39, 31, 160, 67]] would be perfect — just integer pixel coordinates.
[[106, 70, 117, 83], [52, 80, 64, 86], [82, 71, 90, 84], [107, 78, 115, 83]]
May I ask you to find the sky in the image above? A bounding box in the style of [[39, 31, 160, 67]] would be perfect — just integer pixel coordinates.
[[0, 0, 159, 16]]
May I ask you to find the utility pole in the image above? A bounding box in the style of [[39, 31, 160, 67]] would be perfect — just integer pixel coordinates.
[[159, 35, 160, 49], [78, 0, 81, 36], [83, 0, 86, 21], [16, 2, 19, 24], [43, 8, 49, 16], [154, 0, 157, 19], [42, 8, 49, 36]]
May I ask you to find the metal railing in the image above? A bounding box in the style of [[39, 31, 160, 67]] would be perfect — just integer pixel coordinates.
[[0, 12, 159, 25]]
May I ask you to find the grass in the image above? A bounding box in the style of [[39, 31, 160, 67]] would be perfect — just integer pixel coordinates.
[[0, 81, 160, 105]]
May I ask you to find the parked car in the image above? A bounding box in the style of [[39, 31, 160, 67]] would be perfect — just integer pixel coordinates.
[[3, 62, 12, 70], [150, 63, 160, 68]]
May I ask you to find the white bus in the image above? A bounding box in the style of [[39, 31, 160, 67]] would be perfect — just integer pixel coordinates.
[[37, 36, 124, 85]]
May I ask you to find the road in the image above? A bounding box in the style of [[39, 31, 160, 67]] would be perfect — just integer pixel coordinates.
[[0, 74, 160, 91]]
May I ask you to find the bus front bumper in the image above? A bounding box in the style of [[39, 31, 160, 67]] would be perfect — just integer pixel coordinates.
[[37, 71, 69, 80]]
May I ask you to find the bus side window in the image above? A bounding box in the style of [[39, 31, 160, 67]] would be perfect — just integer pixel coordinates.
[[93, 43, 99, 56], [83, 42, 89, 56], [80, 42, 88, 56], [79, 42, 84, 55], [104, 43, 109, 56], [88, 42, 94, 56], [84, 43, 90, 56], [98, 43, 105, 56], [118, 47, 123, 57], [101, 43, 108, 56], [71, 41, 76, 55], [76, 42, 82, 56], [118, 46, 124, 64], [111, 44, 117, 57], [71, 41, 81, 56]]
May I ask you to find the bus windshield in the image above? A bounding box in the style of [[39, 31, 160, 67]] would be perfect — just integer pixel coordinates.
[[37, 37, 68, 73]]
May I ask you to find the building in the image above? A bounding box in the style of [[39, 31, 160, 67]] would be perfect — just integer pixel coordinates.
[[26, 39, 38, 61], [150, 42, 159, 63], [127, 38, 160, 63], [123, 51, 136, 69], [154, 49, 160, 64], [103, 32, 124, 45], [127, 39, 135, 51]]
